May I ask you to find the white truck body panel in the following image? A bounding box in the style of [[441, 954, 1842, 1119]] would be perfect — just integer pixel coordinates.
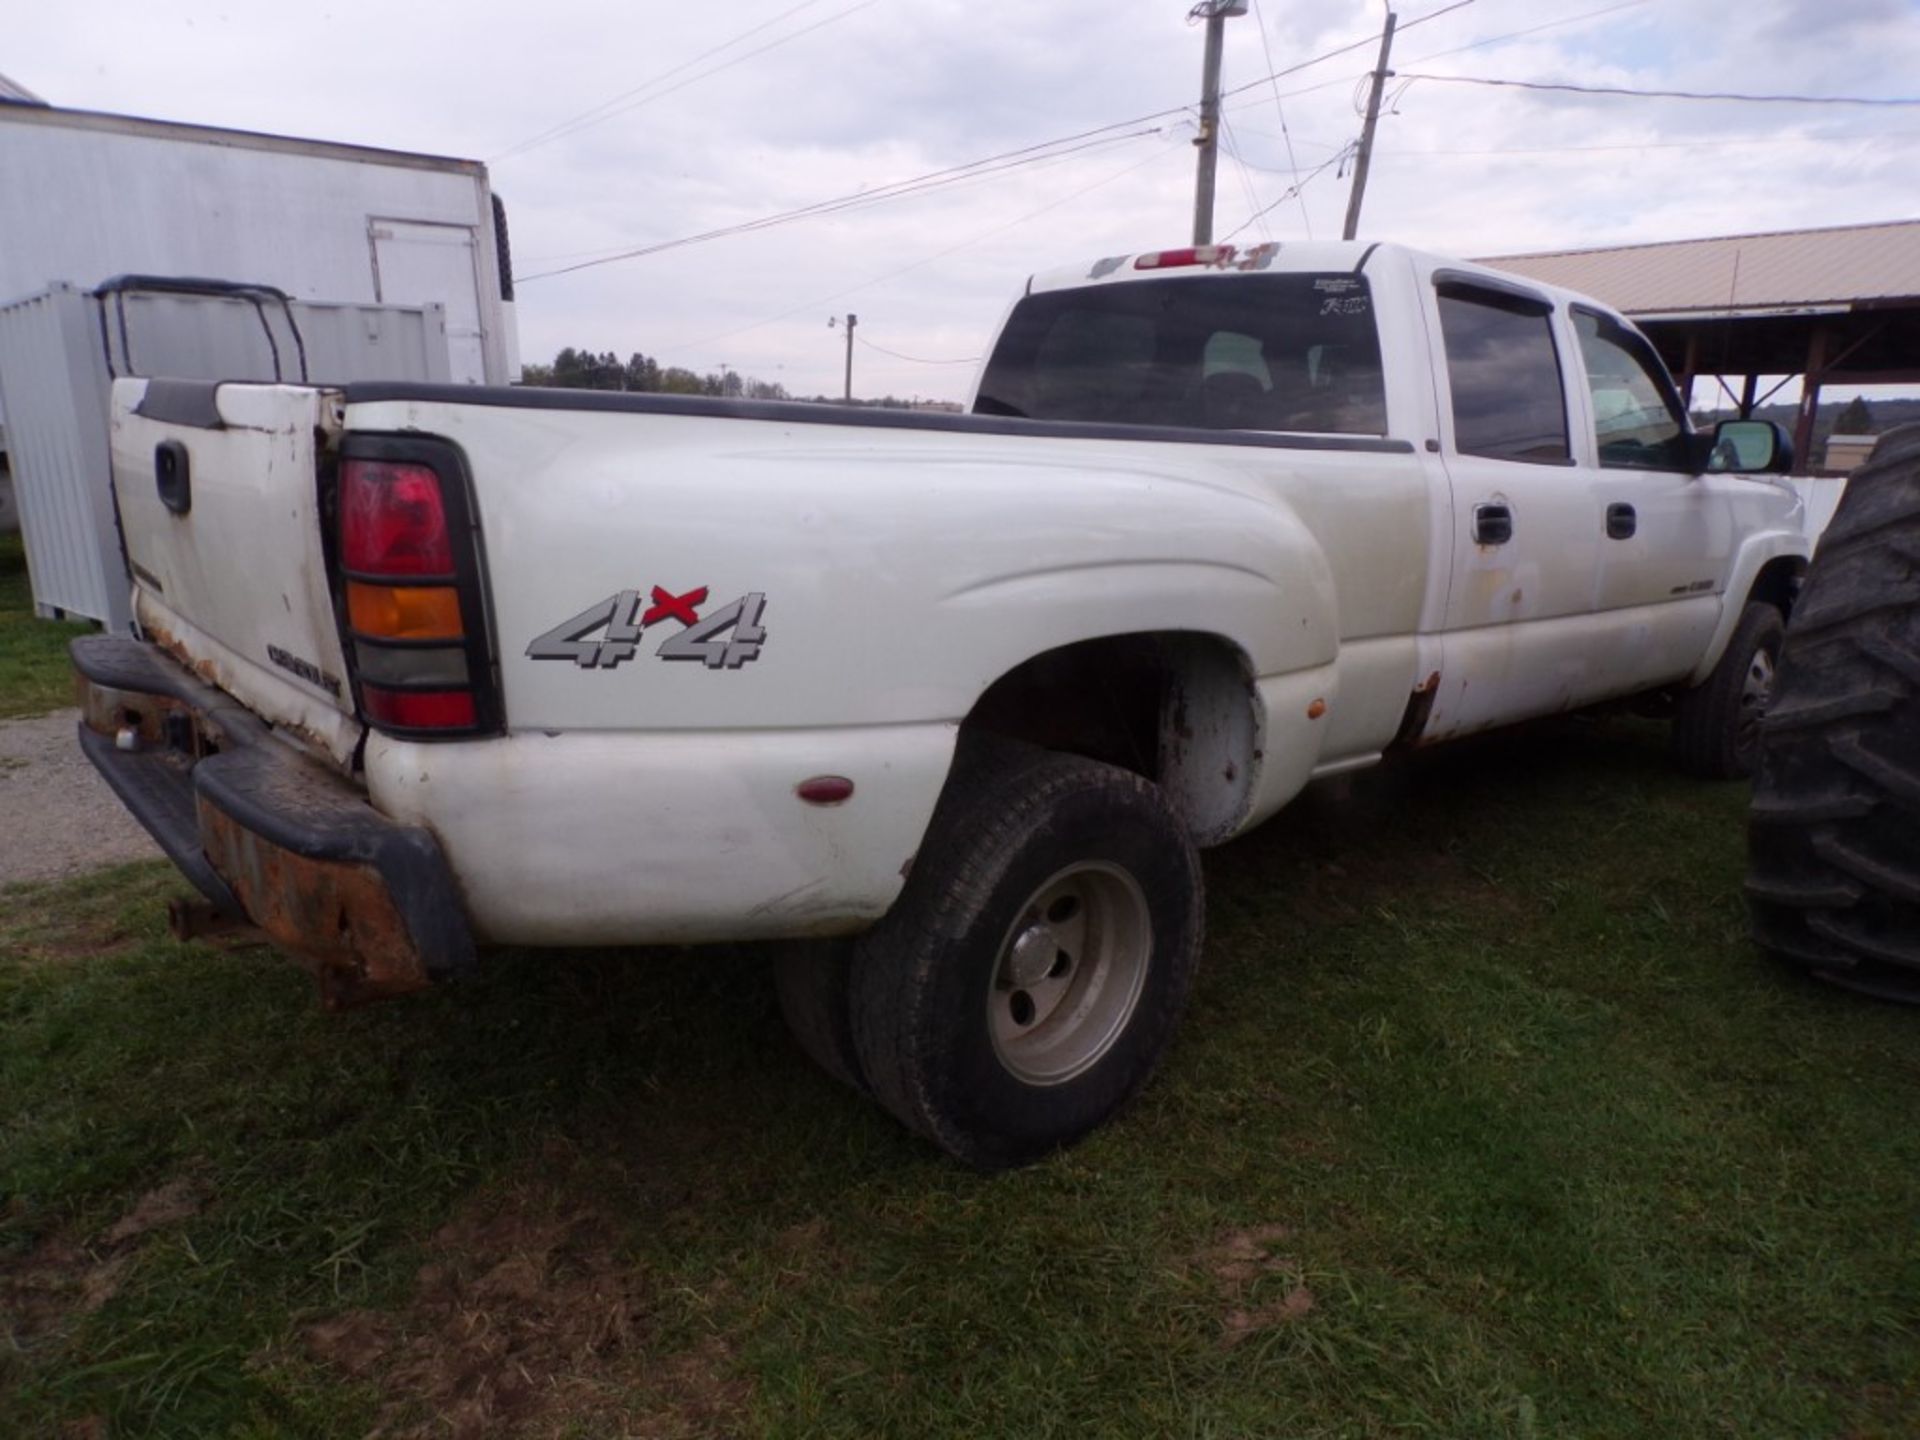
[[111, 383, 362, 766]]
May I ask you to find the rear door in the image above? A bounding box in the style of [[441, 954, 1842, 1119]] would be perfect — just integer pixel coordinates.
[[110, 379, 363, 766], [369, 219, 485, 382], [1418, 269, 1601, 739]]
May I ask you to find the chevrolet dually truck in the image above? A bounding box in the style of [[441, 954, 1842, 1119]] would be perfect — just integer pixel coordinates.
[[75, 240, 1810, 1167]]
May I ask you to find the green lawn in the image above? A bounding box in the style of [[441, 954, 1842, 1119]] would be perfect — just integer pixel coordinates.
[[0, 531, 93, 719], [2, 721, 1916, 1438]]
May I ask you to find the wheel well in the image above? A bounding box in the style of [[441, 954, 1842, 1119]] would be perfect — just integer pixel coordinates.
[[961, 632, 1259, 844], [1750, 556, 1807, 619]]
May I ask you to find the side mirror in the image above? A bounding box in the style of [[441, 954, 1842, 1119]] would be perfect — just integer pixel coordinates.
[[1704, 419, 1794, 475]]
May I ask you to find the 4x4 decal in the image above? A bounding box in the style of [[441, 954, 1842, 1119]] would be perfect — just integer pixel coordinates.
[[527, 587, 767, 670]]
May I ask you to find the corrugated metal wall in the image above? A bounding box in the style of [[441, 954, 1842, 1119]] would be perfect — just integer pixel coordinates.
[[0, 286, 127, 628]]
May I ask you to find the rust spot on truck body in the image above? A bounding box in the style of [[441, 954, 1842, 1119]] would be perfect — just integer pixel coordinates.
[[199, 801, 431, 1010], [140, 611, 352, 765]]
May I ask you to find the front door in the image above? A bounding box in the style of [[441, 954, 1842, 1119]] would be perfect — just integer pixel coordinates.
[[1572, 306, 1730, 689]]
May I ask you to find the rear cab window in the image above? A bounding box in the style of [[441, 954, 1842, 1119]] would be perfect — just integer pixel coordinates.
[[1434, 281, 1572, 466], [974, 273, 1388, 436]]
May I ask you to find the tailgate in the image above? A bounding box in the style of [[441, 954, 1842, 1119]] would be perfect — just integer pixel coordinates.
[[111, 378, 362, 767]]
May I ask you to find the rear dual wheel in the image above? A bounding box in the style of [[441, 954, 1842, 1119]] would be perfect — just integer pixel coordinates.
[[778, 740, 1203, 1168]]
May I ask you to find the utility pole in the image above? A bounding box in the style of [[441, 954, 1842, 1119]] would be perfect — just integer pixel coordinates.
[[828, 313, 857, 402], [1342, 8, 1397, 241], [1190, 0, 1246, 246]]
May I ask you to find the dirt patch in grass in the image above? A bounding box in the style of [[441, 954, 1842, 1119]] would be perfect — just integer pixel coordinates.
[[1, 1175, 210, 1353], [302, 1177, 749, 1439], [1196, 1224, 1316, 1348]]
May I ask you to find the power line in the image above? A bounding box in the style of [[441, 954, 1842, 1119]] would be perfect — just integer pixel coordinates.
[[518, 124, 1170, 282], [1220, 144, 1351, 242], [1219, 116, 1274, 243], [518, 1, 1482, 284], [516, 124, 1149, 268], [1400, 0, 1649, 66], [856, 334, 980, 366], [1215, 0, 1474, 105], [1248, 0, 1310, 237], [1397, 74, 1920, 107], [1378, 129, 1919, 157], [491, 0, 832, 161], [670, 140, 1179, 355], [514, 125, 1167, 284], [492, 0, 879, 163]]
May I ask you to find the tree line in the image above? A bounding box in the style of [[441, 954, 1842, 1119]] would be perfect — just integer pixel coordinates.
[[519, 348, 789, 400], [517, 347, 956, 411]]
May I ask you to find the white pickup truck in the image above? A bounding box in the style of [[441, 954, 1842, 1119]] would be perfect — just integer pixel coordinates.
[[76, 240, 1809, 1166]]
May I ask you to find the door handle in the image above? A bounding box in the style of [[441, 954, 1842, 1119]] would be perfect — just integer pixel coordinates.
[[1473, 502, 1512, 546], [1606, 502, 1637, 540], [155, 440, 192, 516]]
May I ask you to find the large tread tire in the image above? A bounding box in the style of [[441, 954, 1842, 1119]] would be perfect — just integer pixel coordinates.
[[774, 941, 869, 1095], [1672, 600, 1785, 779], [1747, 423, 1920, 1000], [848, 740, 1203, 1169]]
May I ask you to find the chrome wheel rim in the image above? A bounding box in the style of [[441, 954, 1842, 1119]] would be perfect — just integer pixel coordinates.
[[1738, 645, 1777, 750], [987, 862, 1152, 1086]]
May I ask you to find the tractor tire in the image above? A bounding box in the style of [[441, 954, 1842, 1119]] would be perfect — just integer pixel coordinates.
[[1747, 423, 1920, 1000]]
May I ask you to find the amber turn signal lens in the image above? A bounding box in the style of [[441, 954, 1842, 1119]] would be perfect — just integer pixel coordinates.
[[347, 581, 464, 640]]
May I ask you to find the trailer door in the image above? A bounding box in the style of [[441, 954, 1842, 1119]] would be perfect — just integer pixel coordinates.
[[370, 219, 485, 382]]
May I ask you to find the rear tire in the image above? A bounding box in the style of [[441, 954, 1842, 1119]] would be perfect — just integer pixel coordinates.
[[1671, 600, 1784, 779], [774, 941, 868, 1095], [1747, 423, 1920, 1000], [848, 741, 1203, 1169]]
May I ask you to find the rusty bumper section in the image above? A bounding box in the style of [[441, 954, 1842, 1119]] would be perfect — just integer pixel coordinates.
[[71, 634, 476, 1008]]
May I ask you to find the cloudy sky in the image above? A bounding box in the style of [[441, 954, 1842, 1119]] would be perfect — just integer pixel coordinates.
[[12, 0, 1919, 400]]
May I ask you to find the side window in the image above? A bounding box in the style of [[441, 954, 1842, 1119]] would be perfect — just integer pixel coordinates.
[[1436, 286, 1571, 465], [1572, 310, 1692, 472]]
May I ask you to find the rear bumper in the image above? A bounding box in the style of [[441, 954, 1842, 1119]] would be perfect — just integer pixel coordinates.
[[71, 634, 475, 1007]]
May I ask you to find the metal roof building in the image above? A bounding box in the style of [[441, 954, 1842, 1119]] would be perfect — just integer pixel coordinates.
[[0, 73, 47, 106], [1483, 219, 1920, 473]]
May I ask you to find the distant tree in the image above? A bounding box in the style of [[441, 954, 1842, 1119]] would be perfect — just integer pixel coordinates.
[[1834, 395, 1874, 435], [519, 347, 788, 401]]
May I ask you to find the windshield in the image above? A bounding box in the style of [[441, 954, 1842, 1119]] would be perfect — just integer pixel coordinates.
[[975, 273, 1387, 436]]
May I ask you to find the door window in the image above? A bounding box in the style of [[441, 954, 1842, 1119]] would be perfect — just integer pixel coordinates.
[[1572, 309, 1692, 472], [1436, 286, 1570, 465]]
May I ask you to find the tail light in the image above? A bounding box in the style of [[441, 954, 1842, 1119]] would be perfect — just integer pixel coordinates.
[[336, 442, 497, 738], [1134, 245, 1234, 271]]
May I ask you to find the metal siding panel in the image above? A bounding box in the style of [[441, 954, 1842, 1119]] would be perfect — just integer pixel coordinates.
[[0, 285, 127, 628]]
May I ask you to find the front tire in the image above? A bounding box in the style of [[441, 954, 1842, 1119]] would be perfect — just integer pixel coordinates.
[[848, 742, 1203, 1169], [1671, 600, 1785, 779]]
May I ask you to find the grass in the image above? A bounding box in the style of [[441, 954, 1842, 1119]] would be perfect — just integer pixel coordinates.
[[2, 719, 1917, 1437], [0, 531, 93, 719]]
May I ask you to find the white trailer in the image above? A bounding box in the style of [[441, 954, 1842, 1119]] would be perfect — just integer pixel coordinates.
[[0, 98, 519, 440]]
